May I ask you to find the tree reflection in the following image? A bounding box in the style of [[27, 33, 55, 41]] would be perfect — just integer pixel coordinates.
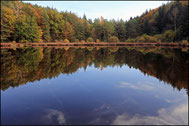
[[1, 47, 188, 93]]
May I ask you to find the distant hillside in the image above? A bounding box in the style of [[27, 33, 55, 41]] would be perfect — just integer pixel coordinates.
[[125, 0, 188, 42], [1, 1, 188, 43]]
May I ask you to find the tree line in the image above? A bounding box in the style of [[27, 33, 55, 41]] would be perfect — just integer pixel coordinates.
[[1, 1, 188, 43]]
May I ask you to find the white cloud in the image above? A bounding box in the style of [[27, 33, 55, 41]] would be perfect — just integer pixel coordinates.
[[112, 102, 188, 125]]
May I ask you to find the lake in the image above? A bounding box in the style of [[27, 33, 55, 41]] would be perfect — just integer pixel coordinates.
[[1, 47, 188, 125]]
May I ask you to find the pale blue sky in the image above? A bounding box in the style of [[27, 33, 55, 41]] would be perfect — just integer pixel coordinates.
[[24, 1, 168, 21]]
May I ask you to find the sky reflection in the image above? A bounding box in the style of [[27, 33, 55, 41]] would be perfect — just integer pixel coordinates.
[[1, 65, 188, 125], [113, 102, 188, 125]]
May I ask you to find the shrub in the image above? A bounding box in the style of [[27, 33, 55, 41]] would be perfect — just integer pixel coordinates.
[[147, 36, 157, 42], [135, 36, 141, 42], [39, 38, 43, 42], [137, 36, 145, 42], [140, 34, 157, 42], [20, 44, 24, 48], [109, 47, 119, 53], [81, 40, 85, 43], [64, 47, 70, 51], [142, 34, 150, 42], [57, 39, 63, 43], [182, 40, 188, 45], [125, 38, 135, 42], [75, 39, 80, 42], [154, 34, 162, 42], [162, 30, 176, 42], [96, 39, 100, 43], [87, 47, 93, 51], [108, 36, 120, 42], [64, 39, 70, 43], [87, 37, 94, 42], [20, 40, 29, 43]]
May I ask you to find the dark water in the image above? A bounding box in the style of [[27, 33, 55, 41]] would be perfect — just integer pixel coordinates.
[[1, 47, 188, 125]]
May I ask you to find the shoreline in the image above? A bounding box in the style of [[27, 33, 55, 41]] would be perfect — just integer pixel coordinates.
[[1, 42, 188, 49]]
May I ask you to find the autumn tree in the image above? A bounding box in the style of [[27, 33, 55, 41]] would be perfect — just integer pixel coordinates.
[[12, 16, 40, 42], [1, 5, 16, 42]]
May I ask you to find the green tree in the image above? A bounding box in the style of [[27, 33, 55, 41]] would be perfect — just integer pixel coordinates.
[[41, 9, 51, 42], [125, 18, 140, 39], [142, 19, 151, 35], [12, 16, 40, 42], [82, 14, 90, 40], [113, 19, 126, 41]]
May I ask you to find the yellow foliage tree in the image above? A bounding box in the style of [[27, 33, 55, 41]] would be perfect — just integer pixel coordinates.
[[96, 39, 100, 43], [38, 27, 43, 42], [100, 16, 104, 25], [64, 39, 70, 43], [1, 6, 16, 42], [81, 40, 85, 43], [64, 21, 73, 39]]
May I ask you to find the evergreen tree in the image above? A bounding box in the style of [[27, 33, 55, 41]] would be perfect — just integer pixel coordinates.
[[113, 19, 126, 41]]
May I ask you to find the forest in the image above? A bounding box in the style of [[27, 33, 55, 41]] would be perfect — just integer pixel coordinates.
[[1, 47, 188, 93], [1, 1, 188, 43]]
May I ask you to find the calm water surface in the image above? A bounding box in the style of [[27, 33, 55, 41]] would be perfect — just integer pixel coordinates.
[[1, 47, 188, 125]]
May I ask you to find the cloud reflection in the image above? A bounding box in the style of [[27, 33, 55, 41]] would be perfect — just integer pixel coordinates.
[[112, 102, 188, 125], [44, 109, 66, 125], [119, 82, 153, 91]]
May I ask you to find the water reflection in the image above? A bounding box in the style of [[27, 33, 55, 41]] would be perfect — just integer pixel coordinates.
[[43, 109, 66, 125], [1, 47, 188, 125], [1, 47, 188, 92], [113, 102, 188, 125], [119, 82, 154, 90]]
